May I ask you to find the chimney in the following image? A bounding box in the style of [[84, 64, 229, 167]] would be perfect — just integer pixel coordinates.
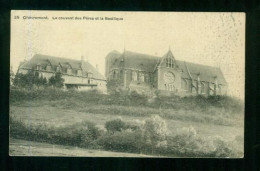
[[81, 56, 85, 62], [96, 64, 99, 71]]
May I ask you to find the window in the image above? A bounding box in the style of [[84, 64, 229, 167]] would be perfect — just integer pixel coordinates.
[[145, 73, 150, 83], [67, 68, 72, 75], [132, 71, 137, 81], [139, 72, 145, 82], [120, 70, 124, 80], [56, 66, 61, 72], [166, 57, 174, 68], [77, 69, 82, 76], [182, 79, 188, 90], [46, 65, 52, 71], [169, 84, 175, 92], [36, 65, 41, 70], [88, 80, 90, 84], [165, 83, 175, 92], [201, 83, 205, 94], [164, 72, 175, 83]]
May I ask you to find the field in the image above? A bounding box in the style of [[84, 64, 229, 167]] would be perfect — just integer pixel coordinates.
[[9, 88, 244, 157]]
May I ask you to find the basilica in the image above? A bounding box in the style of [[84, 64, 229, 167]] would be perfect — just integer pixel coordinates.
[[105, 49, 227, 96]]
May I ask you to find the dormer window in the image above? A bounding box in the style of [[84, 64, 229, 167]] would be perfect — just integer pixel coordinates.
[[67, 68, 72, 74], [77, 69, 82, 76], [46, 65, 52, 71], [56, 66, 61, 72], [36, 64, 41, 70]]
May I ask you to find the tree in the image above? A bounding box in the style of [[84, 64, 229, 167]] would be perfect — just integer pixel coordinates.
[[106, 79, 123, 95], [48, 72, 64, 88], [143, 115, 168, 154], [13, 71, 48, 89]]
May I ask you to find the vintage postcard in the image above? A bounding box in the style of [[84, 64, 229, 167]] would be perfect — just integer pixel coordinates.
[[10, 10, 245, 157]]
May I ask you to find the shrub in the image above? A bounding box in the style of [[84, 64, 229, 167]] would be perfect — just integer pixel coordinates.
[[164, 126, 240, 157], [9, 115, 102, 148], [143, 115, 168, 154], [105, 119, 126, 133], [48, 72, 64, 88], [95, 130, 145, 153], [13, 71, 48, 89]]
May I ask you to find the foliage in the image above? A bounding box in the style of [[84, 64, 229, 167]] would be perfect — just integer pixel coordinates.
[[95, 130, 144, 153], [10, 66, 15, 85], [143, 115, 168, 153], [106, 79, 123, 95], [13, 71, 47, 89], [105, 119, 126, 133], [10, 114, 243, 157], [48, 72, 64, 88], [10, 116, 102, 148]]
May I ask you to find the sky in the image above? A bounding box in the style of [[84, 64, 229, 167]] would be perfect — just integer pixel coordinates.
[[11, 11, 245, 99]]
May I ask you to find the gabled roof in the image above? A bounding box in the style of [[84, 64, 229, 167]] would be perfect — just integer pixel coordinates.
[[108, 50, 227, 85], [19, 54, 106, 80]]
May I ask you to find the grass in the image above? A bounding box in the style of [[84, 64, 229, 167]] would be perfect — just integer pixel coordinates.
[[9, 114, 243, 157], [13, 98, 243, 127], [9, 87, 244, 157], [9, 138, 155, 157]]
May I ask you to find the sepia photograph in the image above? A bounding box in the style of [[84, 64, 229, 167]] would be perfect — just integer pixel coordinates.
[[9, 11, 245, 157]]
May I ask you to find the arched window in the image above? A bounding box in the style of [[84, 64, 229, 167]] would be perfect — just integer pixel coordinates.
[[182, 79, 188, 90], [113, 70, 116, 79], [164, 72, 175, 83], [120, 70, 124, 80], [201, 83, 205, 94]]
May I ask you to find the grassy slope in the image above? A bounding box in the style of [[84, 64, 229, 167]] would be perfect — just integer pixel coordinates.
[[9, 88, 244, 157], [9, 138, 156, 157], [10, 104, 243, 142]]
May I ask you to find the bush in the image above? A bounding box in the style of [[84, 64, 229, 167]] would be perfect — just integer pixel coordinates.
[[10, 115, 102, 148], [143, 115, 168, 154], [164, 126, 240, 157], [10, 114, 242, 157], [105, 119, 126, 133], [95, 130, 145, 153], [48, 72, 64, 88]]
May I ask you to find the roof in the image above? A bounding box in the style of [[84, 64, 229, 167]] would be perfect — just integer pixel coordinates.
[[177, 61, 227, 84], [108, 50, 227, 85], [123, 51, 160, 72], [19, 54, 106, 80]]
